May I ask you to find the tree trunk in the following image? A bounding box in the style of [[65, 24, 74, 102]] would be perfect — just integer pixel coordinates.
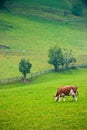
[[65, 63, 69, 69], [54, 65, 59, 72], [23, 74, 27, 82]]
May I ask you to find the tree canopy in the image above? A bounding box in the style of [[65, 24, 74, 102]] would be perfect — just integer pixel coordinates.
[[19, 58, 32, 82], [48, 46, 76, 71], [48, 46, 64, 71]]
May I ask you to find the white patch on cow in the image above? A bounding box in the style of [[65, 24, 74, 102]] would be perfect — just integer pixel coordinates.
[[69, 89, 75, 95], [61, 93, 65, 96]]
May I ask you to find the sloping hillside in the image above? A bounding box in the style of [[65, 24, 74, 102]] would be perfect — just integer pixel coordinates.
[[0, 0, 87, 79], [5, 0, 74, 10], [4, 0, 87, 20]]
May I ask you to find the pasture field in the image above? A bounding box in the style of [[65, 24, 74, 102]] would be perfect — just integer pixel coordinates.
[[0, 10, 87, 79], [6, 0, 72, 10], [0, 68, 87, 130]]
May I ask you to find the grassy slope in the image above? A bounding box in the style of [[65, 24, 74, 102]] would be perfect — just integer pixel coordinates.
[[7, 0, 72, 10], [0, 68, 87, 130], [0, 1, 87, 129], [0, 0, 87, 79]]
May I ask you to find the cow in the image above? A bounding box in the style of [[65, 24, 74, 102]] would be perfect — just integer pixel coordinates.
[[55, 85, 78, 102]]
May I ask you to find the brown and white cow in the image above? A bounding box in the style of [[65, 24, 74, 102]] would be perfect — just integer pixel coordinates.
[[55, 85, 78, 102]]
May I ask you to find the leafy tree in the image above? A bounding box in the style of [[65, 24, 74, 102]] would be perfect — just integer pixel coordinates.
[[48, 46, 64, 72], [72, 2, 83, 16], [63, 48, 76, 69], [19, 58, 32, 82]]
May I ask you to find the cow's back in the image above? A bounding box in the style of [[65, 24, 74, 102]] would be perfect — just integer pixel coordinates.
[[57, 86, 77, 96]]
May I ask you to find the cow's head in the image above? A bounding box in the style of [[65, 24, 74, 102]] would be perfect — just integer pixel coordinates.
[[55, 96, 59, 102]]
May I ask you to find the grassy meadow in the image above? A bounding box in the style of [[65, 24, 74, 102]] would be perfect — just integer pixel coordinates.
[[0, 0, 87, 130], [0, 68, 87, 130], [0, 10, 87, 79]]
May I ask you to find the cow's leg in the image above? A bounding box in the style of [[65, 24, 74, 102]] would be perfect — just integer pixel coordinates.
[[75, 96, 77, 102], [63, 96, 65, 102], [58, 95, 61, 102], [71, 95, 75, 101], [58, 98, 61, 102], [71, 97, 73, 101], [70, 90, 76, 101], [71, 94, 77, 101], [55, 96, 58, 102], [61, 93, 65, 102]]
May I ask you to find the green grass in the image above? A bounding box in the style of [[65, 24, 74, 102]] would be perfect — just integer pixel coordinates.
[[0, 68, 87, 130], [0, 10, 87, 79], [0, 1, 87, 129], [0, 0, 87, 79]]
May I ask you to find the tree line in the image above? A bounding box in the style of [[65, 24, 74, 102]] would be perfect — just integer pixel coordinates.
[[19, 46, 76, 82]]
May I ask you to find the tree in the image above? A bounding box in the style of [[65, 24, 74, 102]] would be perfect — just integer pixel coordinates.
[[48, 46, 64, 72], [63, 48, 76, 69], [72, 2, 83, 16], [19, 58, 32, 82]]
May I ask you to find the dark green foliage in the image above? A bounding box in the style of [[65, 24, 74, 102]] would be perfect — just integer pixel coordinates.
[[48, 46, 76, 71], [82, 0, 87, 5], [0, 0, 6, 9], [48, 46, 64, 71], [19, 58, 32, 81], [72, 2, 83, 16]]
